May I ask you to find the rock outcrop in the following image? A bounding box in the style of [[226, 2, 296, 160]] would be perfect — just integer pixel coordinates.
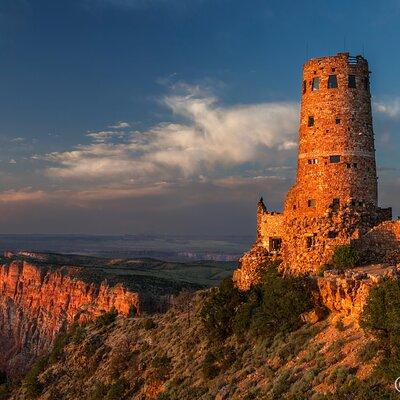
[[317, 264, 400, 321], [0, 259, 139, 377]]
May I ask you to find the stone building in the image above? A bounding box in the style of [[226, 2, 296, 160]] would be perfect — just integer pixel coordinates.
[[234, 52, 398, 290]]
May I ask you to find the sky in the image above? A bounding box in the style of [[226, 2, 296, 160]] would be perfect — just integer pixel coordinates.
[[0, 0, 400, 235]]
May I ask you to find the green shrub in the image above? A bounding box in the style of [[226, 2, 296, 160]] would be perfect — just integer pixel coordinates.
[[335, 319, 346, 332], [84, 335, 104, 357], [24, 357, 48, 398], [201, 351, 219, 379], [105, 378, 129, 400], [331, 245, 360, 270], [356, 340, 380, 363], [201, 263, 313, 342], [201, 276, 245, 341], [143, 318, 157, 330], [89, 382, 110, 400], [248, 268, 313, 338], [360, 278, 400, 379], [94, 308, 118, 329], [128, 306, 137, 318], [151, 354, 172, 381]]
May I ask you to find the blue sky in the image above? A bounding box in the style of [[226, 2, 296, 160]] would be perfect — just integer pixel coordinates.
[[0, 0, 400, 234]]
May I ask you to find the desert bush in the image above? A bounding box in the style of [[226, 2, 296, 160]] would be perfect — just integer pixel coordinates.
[[201, 263, 313, 343], [143, 318, 157, 330], [89, 382, 110, 400], [105, 378, 129, 400], [201, 277, 245, 341], [356, 340, 380, 363], [326, 376, 398, 399], [360, 278, 400, 379], [335, 318, 346, 331], [331, 245, 360, 270], [94, 308, 118, 329], [84, 334, 104, 357], [151, 354, 172, 381], [24, 357, 48, 398]]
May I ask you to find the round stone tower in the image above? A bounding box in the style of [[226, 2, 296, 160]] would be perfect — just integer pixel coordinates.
[[282, 52, 391, 274], [285, 52, 377, 216]]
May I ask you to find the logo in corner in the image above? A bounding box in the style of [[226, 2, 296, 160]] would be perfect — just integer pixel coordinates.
[[395, 377, 400, 392]]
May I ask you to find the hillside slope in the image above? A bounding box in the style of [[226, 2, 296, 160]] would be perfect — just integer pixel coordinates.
[[6, 291, 388, 400]]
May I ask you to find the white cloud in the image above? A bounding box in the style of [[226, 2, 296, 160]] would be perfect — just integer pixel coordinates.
[[374, 98, 400, 118], [43, 86, 299, 183], [108, 121, 131, 129]]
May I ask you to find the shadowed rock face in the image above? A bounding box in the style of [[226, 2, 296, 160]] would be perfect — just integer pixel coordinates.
[[0, 259, 140, 377]]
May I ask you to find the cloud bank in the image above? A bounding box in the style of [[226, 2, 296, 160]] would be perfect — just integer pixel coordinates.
[[44, 86, 299, 185]]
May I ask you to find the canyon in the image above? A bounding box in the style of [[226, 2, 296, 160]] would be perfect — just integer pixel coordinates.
[[0, 251, 209, 378]]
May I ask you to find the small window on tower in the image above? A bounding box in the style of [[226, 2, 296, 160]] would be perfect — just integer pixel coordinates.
[[328, 231, 338, 239], [335, 118, 341, 124], [269, 238, 282, 252], [364, 76, 370, 90], [308, 199, 316, 208], [308, 116, 315, 127], [348, 75, 356, 88], [330, 155, 341, 163], [332, 198, 340, 211], [303, 80, 306, 94], [312, 77, 320, 91], [306, 235, 316, 249], [328, 75, 338, 89], [308, 159, 318, 164]]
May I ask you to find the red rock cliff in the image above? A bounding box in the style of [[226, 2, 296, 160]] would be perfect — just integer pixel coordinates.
[[0, 260, 139, 377]]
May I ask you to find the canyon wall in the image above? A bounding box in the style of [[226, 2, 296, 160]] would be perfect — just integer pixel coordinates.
[[0, 259, 139, 377]]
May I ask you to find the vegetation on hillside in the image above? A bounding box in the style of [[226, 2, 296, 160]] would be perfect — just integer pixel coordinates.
[[5, 263, 400, 400]]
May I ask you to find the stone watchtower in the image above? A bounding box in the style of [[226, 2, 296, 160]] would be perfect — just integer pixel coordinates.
[[233, 53, 394, 287], [282, 53, 391, 273], [286, 53, 377, 215]]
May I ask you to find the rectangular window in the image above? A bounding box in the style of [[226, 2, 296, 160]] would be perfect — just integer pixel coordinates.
[[270, 238, 282, 252], [308, 159, 317, 165], [348, 75, 356, 88], [306, 235, 316, 249], [335, 118, 341, 124], [303, 80, 306, 94], [307, 199, 316, 207], [328, 231, 338, 239], [308, 116, 315, 127], [312, 77, 320, 91], [364, 76, 370, 90], [328, 75, 338, 89], [332, 198, 340, 211], [330, 155, 341, 163]]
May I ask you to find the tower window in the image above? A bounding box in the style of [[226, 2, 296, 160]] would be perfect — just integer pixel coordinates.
[[364, 76, 370, 90], [306, 235, 316, 249], [348, 75, 356, 88], [307, 199, 316, 207], [308, 158, 318, 164], [328, 231, 338, 238], [303, 80, 306, 94], [269, 238, 282, 252], [308, 116, 315, 127], [335, 118, 341, 124], [332, 198, 340, 211], [330, 155, 341, 163], [328, 75, 338, 89], [312, 77, 320, 91]]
